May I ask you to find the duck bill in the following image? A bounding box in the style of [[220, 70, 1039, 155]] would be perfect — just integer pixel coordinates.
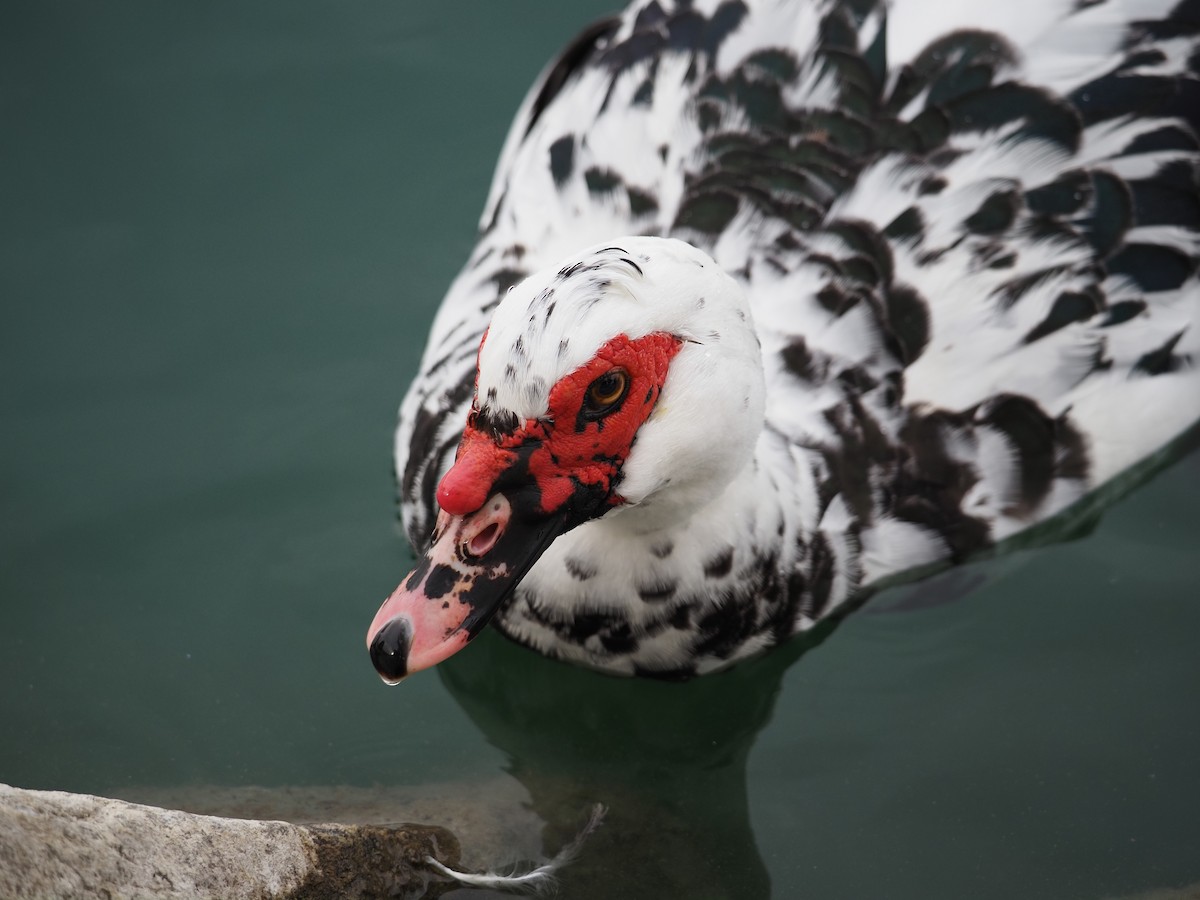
[[366, 492, 568, 683]]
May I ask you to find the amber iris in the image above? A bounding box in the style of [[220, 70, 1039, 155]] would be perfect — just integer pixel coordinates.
[[584, 369, 629, 416]]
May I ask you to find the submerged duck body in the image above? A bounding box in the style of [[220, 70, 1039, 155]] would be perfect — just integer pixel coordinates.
[[369, 0, 1200, 680]]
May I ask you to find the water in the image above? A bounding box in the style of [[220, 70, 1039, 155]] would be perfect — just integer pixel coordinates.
[[3, 4, 1198, 898]]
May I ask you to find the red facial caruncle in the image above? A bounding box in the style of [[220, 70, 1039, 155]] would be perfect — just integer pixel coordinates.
[[438, 331, 682, 520]]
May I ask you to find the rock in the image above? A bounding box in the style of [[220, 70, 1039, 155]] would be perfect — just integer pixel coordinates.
[[0, 783, 459, 900], [114, 776, 547, 873]]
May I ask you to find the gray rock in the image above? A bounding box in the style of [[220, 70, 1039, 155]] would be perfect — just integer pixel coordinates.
[[114, 777, 546, 873], [0, 783, 459, 899]]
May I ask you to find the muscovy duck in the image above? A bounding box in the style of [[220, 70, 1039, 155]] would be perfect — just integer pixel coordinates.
[[368, 0, 1200, 681]]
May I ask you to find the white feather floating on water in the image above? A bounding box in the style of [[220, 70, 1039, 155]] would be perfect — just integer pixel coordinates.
[[425, 804, 607, 895]]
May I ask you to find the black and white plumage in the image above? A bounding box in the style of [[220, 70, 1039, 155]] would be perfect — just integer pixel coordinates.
[[371, 0, 1200, 680]]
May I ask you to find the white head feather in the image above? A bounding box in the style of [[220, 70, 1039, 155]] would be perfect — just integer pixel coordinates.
[[478, 236, 766, 530]]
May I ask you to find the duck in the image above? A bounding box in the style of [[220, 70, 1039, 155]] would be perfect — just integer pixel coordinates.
[[367, 0, 1200, 682]]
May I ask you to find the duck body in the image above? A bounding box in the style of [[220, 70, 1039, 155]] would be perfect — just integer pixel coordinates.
[[371, 0, 1200, 680]]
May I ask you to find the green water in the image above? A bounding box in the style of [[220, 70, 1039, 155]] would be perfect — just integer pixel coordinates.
[[2, 4, 1198, 898]]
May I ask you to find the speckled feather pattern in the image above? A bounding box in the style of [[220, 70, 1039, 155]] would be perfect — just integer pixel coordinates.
[[396, 0, 1200, 677]]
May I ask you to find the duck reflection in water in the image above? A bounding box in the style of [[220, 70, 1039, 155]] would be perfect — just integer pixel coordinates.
[[436, 624, 831, 899]]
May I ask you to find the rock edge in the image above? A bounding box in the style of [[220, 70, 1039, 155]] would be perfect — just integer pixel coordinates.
[[0, 782, 460, 900]]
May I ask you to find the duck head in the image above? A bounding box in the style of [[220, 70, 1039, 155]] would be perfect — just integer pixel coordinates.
[[366, 237, 764, 682]]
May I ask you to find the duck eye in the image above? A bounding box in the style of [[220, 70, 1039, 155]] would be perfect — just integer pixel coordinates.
[[583, 369, 629, 418]]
